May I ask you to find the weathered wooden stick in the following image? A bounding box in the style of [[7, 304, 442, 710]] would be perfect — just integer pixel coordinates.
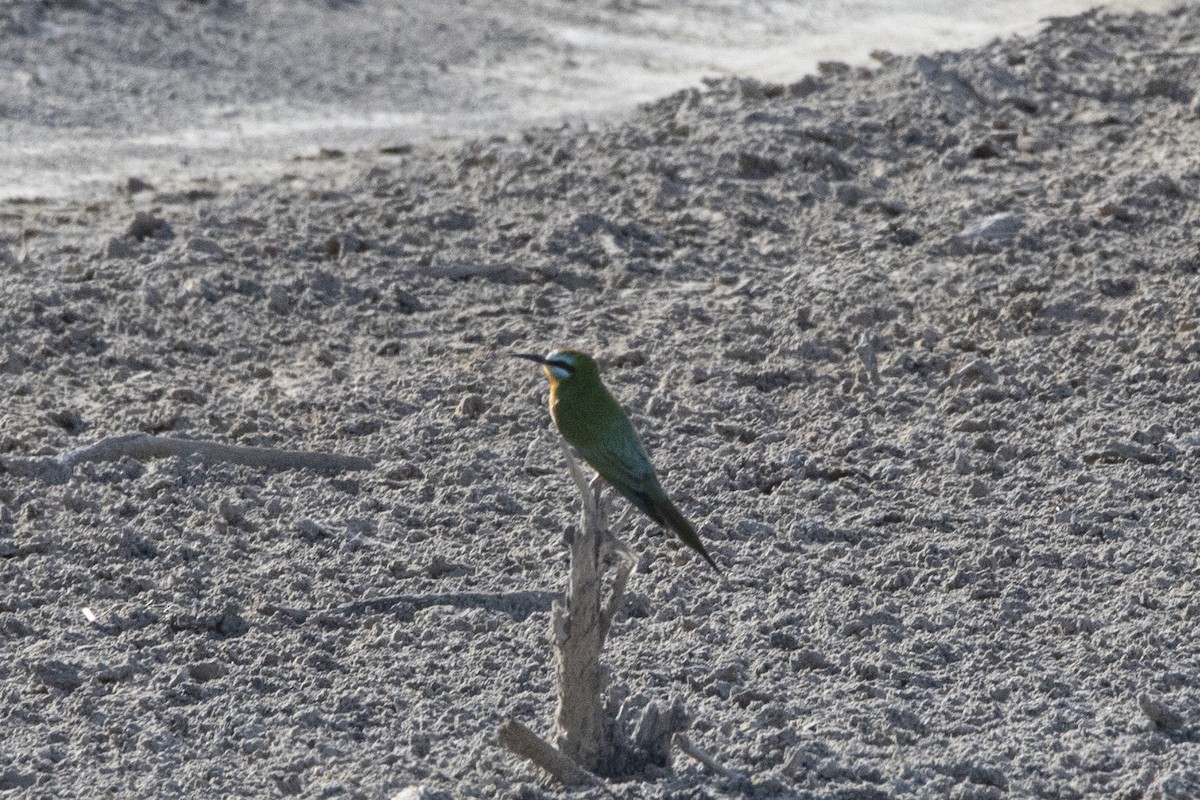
[[600, 544, 635, 637], [551, 441, 633, 772], [265, 589, 554, 621], [1, 432, 373, 481], [497, 440, 635, 783], [496, 718, 600, 787]]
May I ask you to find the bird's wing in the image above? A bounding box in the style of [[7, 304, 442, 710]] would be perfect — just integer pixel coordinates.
[[581, 429, 660, 512]]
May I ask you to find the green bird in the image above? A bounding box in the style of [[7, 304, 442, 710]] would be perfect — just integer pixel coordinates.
[[516, 349, 719, 571]]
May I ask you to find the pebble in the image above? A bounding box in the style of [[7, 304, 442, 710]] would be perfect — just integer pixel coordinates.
[[124, 211, 173, 241], [391, 787, 438, 800], [216, 498, 245, 526], [266, 284, 292, 314], [950, 359, 998, 387], [33, 660, 83, 692], [736, 151, 781, 179], [1137, 693, 1184, 731], [954, 214, 1022, 245], [125, 176, 154, 194], [188, 661, 228, 683], [102, 236, 134, 259], [454, 393, 484, 419], [427, 209, 476, 231], [184, 236, 226, 257]]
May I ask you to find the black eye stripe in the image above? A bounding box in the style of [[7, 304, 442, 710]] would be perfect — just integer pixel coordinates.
[[548, 358, 575, 374]]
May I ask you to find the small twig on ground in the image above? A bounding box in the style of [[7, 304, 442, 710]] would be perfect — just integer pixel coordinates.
[[673, 732, 737, 779], [264, 589, 555, 623], [496, 718, 602, 787], [1, 432, 373, 482], [425, 262, 516, 280]]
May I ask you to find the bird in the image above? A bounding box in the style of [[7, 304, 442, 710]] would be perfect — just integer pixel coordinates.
[[515, 349, 719, 571]]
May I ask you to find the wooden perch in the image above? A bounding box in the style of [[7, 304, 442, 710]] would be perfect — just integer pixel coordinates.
[[552, 441, 636, 770], [1, 432, 373, 482], [497, 439, 728, 784], [498, 440, 636, 783]]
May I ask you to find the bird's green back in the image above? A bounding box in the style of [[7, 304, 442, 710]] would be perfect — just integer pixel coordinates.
[[547, 353, 658, 494], [523, 348, 720, 570]]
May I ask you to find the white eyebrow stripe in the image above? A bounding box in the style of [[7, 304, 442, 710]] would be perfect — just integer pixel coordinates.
[[546, 353, 576, 372]]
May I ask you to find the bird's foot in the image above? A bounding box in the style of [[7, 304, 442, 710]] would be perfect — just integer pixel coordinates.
[[589, 473, 607, 505]]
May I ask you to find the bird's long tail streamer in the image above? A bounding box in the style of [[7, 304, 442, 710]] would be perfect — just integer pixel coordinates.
[[650, 495, 720, 572]]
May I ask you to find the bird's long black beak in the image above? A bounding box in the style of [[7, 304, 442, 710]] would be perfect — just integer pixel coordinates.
[[513, 352, 549, 365]]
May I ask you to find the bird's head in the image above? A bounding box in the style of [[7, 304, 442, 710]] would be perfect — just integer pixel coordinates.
[[513, 349, 598, 388]]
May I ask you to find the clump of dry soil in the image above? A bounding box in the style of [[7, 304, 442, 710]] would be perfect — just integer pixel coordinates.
[[3, 6, 1200, 799]]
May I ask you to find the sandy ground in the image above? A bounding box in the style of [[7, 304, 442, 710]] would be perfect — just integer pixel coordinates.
[[4, 3, 1200, 800], [0, 0, 1178, 200]]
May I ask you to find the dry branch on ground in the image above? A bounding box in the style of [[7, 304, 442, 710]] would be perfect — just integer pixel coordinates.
[[0, 432, 373, 482]]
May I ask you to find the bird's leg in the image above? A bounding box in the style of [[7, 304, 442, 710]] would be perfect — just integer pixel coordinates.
[[588, 473, 606, 508], [596, 478, 612, 524], [585, 472, 632, 575]]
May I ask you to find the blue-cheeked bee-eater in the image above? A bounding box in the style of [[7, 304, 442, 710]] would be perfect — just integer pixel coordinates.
[[516, 349, 719, 571]]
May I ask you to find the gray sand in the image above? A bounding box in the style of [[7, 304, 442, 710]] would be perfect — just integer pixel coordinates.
[[3, 4, 1200, 799], [1, 0, 1177, 199]]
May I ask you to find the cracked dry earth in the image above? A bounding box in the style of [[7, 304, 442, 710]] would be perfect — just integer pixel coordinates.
[[3, 5, 1200, 799]]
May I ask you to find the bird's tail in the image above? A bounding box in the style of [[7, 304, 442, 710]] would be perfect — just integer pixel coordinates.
[[646, 493, 720, 572]]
